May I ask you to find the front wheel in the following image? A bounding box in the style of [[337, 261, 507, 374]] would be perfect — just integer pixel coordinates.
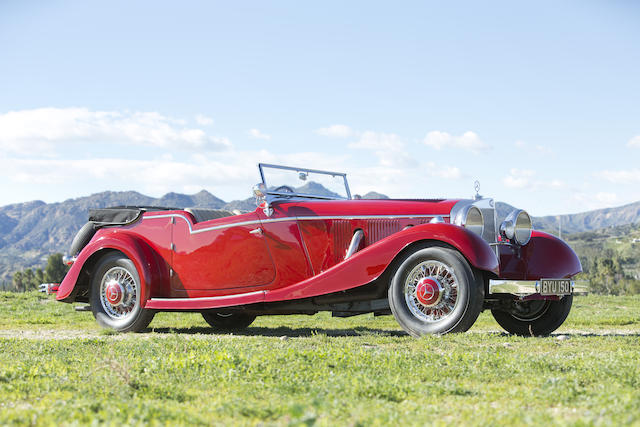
[[388, 246, 484, 336], [89, 253, 155, 332], [491, 296, 573, 336]]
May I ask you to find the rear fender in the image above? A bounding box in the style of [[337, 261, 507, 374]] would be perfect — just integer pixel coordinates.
[[56, 230, 168, 306], [265, 223, 498, 302]]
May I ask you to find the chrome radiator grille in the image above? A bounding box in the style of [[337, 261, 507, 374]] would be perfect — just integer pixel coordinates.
[[450, 198, 498, 245], [479, 205, 497, 245]]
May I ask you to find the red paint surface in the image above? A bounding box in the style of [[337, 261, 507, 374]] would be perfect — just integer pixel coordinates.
[[497, 231, 582, 280], [57, 227, 171, 304], [170, 212, 276, 296], [58, 198, 581, 311]]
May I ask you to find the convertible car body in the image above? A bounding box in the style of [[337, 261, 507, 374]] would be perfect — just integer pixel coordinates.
[[57, 164, 587, 336]]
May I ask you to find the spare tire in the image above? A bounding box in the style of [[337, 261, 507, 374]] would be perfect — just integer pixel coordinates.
[[69, 222, 97, 256]]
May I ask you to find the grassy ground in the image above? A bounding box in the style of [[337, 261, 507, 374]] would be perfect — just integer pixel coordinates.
[[0, 292, 639, 426]]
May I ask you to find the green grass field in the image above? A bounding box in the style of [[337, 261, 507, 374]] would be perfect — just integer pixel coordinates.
[[1, 292, 639, 426]]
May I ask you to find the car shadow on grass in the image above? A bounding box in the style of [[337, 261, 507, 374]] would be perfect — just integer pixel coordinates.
[[147, 325, 407, 337]]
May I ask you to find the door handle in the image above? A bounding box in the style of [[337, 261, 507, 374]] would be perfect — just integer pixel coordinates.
[[249, 227, 263, 235]]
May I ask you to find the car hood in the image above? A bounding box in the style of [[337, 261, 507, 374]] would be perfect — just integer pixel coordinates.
[[271, 198, 460, 218]]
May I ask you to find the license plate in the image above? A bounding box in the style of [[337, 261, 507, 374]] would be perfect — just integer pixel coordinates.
[[539, 279, 572, 296]]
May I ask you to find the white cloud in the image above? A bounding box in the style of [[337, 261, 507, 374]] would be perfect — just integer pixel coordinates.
[[0, 108, 230, 155], [503, 168, 535, 189], [0, 149, 352, 203], [348, 131, 402, 151], [314, 124, 354, 138], [247, 128, 271, 140], [595, 192, 619, 204], [423, 131, 490, 153], [195, 114, 214, 126], [502, 168, 566, 191], [549, 179, 564, 189], [570, 191, 627, 211], [348, 131, 417, 168], [425, 162, 463, 179], [598, 169, 640, 184], [628, 135, 640, 148]]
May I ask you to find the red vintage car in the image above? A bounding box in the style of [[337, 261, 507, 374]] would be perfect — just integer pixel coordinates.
[[56, 163, 587, 336]]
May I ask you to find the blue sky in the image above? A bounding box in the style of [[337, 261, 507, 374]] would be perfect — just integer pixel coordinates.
[[0, 1, 639, 215]]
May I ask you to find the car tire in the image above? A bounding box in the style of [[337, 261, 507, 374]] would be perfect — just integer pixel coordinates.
[[388, 246, 484, 336], [491, 295, 573, 336], [69, 221, 97, 256], [202, 311, 256, 332], [89, 252, 155, 332]]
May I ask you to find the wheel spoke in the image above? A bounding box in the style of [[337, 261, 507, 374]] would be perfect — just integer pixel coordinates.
[[404, 260, 460, 324], [100, 266, 137, 320]]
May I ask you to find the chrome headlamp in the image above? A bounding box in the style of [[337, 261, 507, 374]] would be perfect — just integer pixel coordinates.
[[453, 205, 484, 237], [500, 209, 532, 245]]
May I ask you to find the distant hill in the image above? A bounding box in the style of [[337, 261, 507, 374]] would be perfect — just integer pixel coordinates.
[[497, 201, 640, 234], [1, 189, 639, 287], [0, 190, 254, 285]]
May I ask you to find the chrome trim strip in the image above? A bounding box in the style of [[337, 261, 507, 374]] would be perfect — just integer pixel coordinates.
[[489, 279, 589, 296], [148, 290, 265, 303], [143, 213, 450, 235]]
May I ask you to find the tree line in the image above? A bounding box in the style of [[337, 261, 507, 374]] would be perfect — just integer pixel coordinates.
[[579, 253, 640, 295], [9, 253, 69, 292]]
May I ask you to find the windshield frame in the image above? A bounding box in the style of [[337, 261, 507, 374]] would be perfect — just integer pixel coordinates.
[[258, 163, 352, 200]]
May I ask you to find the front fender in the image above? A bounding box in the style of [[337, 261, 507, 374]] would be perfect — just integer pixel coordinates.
[[56, 230, 168, 305], [498, 230, 582, 280], [265, 223, 498, 302]]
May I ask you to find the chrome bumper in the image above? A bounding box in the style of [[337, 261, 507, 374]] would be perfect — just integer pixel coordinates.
[[489, 279, 589, 296]]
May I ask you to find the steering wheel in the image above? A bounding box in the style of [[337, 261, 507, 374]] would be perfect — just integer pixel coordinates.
[[274, 185, 295, 194]]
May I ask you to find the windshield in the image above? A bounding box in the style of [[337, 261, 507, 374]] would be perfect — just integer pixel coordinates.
[[259, 164, 351, 200]]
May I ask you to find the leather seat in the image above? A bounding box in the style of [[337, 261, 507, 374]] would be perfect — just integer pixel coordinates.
[[185, 208, 234, 223]]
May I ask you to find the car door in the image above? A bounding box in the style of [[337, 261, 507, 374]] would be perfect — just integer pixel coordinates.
[[170, 212, 276, 296]]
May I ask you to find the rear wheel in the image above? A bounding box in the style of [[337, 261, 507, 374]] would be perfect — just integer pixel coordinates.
[[202, 311, 256, 332], [491, 296, 573, 336], [89, 253, 155, 332], [388, 246, 484, 336]]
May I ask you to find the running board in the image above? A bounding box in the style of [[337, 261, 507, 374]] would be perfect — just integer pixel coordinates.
[[145, 291, 266, 310]]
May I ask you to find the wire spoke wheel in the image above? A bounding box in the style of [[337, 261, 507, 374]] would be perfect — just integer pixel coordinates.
[[388, 246, 483, 336], [404, 260, 459, 323], [99, 266, 138, 320], [90, 253, 155, 332]]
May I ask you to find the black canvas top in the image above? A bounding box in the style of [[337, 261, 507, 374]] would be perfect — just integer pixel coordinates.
[[88, 206, 175, 225]]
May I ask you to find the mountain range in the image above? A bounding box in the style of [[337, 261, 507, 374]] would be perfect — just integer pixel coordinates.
[[1, 189, 638, 285]]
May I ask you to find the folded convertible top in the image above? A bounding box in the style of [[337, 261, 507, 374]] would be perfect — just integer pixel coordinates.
[[88, 206, 175, 225]]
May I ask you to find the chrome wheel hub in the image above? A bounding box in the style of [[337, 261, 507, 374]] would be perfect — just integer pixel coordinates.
[[415, 277, 443, 307], [404, 260, 459, 323], [105, 280, 125, 306], [100, 267, 137, 319]]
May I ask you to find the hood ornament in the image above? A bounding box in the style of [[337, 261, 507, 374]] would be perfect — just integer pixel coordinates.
[[474, 180, 481, 200]]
